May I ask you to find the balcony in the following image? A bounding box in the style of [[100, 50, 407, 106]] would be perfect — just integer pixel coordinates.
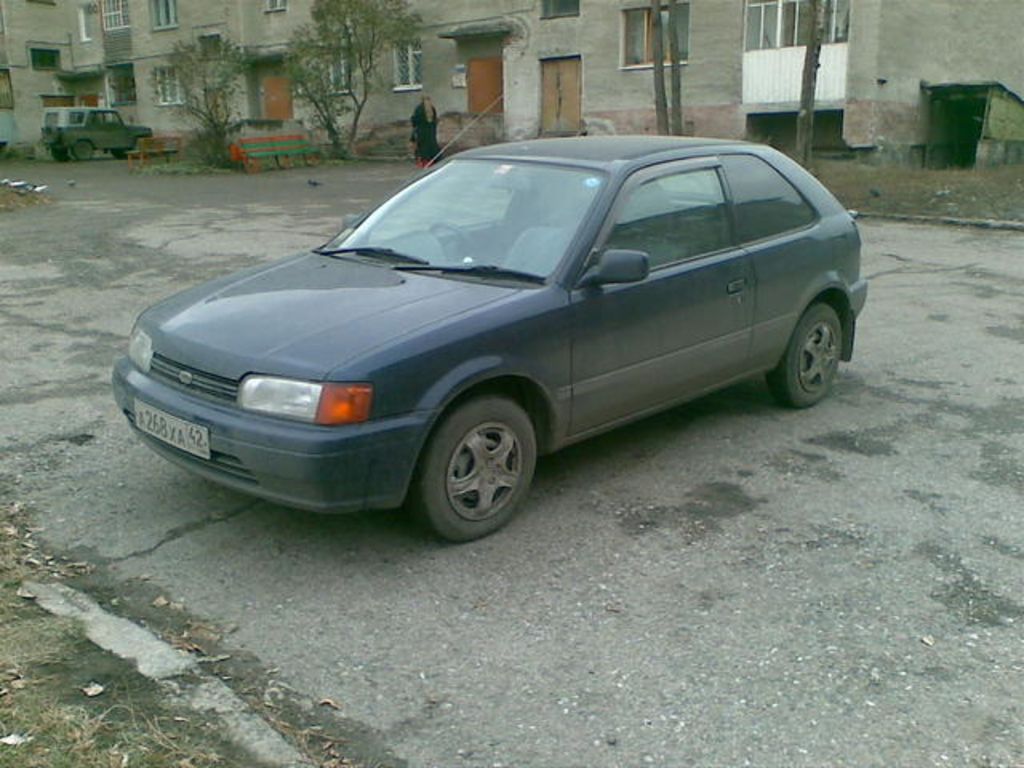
[[742, 42, 848, 106]]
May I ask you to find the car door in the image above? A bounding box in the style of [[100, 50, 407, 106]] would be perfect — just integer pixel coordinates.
[[569, 160, 754, 436]]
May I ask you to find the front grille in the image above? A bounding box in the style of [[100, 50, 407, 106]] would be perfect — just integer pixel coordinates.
[[150, 353, 239, 402]]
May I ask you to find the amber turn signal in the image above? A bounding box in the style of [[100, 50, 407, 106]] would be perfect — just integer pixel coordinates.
[[315, 383, 374, 425]]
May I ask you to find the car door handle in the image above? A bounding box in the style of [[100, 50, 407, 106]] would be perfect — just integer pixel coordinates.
[[726, 278, 747, 295]]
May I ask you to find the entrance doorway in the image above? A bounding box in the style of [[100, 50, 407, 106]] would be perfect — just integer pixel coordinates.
[[468, 57, 503, 115], [541, 56, 581, 135], [262, 76, 293, 121]]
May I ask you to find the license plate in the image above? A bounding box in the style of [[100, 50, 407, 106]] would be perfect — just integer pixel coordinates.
[[134, 400, 211, 460]]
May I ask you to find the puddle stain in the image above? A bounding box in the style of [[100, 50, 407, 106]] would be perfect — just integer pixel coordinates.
[[903, 489, 949, 516], [915, 542, 1024, 627], [970, 441, 1024, 494], [615, 482, 763, 538], [981, 535, 1024, 561], [805, 429, 898, 457], [766, 449, 844, 482]]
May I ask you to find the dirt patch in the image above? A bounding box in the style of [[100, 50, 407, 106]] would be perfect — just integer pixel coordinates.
[[816, 160, 1024, 223], [0, 188, 51, 213]]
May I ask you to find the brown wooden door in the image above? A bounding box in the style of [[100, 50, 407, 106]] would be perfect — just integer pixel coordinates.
[[262, 76, 293, 121], [541, 57, 582, 135], [468, 58, 503, 114]]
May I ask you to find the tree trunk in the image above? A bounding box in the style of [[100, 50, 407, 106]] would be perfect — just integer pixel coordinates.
[[650, 0, 669, 135], [667, 0, 683, 135], [795, 0, 826, 168]]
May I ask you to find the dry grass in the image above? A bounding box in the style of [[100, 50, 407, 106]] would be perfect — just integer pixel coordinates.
[[0, 188, 51, 213], [816, 160, 1024, 223], [0, 504, 233, 767]]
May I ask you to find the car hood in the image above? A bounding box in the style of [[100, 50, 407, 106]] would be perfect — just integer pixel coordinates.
[[144, 253, 521, 381]]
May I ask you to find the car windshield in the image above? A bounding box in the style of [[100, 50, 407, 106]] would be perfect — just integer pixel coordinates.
[[324, 159, 607, 279]]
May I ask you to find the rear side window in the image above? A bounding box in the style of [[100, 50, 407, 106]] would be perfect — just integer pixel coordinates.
[[721, 155, 816, 243], [69, 111, 86, 125]]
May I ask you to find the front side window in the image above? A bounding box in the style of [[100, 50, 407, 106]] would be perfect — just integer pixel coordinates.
[[720, 155, 816, 242], [393, 42, 422, 90], [542, 0, 579, 19], [151, 0, 178, 29], [622, 4, 690, 67], [606, 168, 730, 268], [153, 66, 183, 105], [30, 48, 61, 70], [102, 0, 130, 30]]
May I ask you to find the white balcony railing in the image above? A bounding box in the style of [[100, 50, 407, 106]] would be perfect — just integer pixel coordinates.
[[742, 42, 848, 105]]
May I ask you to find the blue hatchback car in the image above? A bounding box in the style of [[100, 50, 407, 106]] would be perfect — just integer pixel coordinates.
[[113, 136, 867, 541]]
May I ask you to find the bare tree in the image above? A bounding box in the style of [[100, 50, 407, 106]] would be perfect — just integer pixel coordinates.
[[667, 0, 684, 135], [795, 0, 827, 167], [285, 30, 351, 157], [161, 37, 248, 166], [288, 0, 419, 155], [650, 0, 669, 135]]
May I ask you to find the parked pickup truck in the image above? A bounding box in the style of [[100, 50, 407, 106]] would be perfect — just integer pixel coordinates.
[[42, 107, 153, 161]]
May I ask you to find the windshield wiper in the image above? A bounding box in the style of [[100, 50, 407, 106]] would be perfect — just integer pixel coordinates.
[[395, 264, 546, 284], [313, 246, 429, 265]]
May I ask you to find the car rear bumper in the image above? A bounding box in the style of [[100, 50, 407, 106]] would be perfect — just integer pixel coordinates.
[[112, 357, 431, 513]]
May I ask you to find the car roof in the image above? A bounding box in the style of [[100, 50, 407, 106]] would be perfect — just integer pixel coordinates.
[[457, 136, 751, 169]]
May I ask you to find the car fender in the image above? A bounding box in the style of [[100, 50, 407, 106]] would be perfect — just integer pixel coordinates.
[[791, 270, 858, 358]]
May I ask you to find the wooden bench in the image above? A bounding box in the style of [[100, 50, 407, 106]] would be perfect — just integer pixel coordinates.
[[126, 135, 183, 169], [235, 134, 320, 173]]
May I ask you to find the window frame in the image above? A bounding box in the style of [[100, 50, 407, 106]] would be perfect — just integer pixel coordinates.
[[153, 66, 183, 106], [392, 42, 423, 92], [78, 4, 97, 41], [151, 0, 178, 30], [102, 0, 130, 31], [30, 48, 61, 71], [621, 4, 691, 70], [541, 0, 580, 19], [745, 0, 850, 51], [265, 0, 287, 12]]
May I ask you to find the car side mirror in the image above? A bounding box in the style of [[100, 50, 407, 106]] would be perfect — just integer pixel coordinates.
[[578, 249, 650, 288]]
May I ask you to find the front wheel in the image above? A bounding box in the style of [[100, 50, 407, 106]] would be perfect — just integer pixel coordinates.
[[766, 303, 842, 408], [411, 397, 537, 542]]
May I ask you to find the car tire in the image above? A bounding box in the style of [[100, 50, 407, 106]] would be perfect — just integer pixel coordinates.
[[50, 147, 70, 162], [767, 303, 842, 408], [71, 140, 94, 161], [411, 396, 537, 542]]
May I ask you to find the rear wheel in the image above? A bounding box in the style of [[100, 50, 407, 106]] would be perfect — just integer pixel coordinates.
[[71, 140, 94, 161], [411, 397, 537, 542], [767, 303, 842, 408]]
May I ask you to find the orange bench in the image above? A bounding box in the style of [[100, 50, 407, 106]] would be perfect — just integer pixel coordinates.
[[127, 135, 183, 169]]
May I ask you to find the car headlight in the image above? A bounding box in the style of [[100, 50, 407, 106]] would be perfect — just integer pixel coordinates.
[[128, 328, 153, 373], [238, 376, 373, 425]]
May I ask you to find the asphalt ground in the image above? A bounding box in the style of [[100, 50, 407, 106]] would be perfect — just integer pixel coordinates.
[[1, 156, 1023, 768]]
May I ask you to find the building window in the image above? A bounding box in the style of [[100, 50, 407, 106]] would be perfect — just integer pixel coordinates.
[[622, 4, 690, 67], [102, 0, 130, 31], [78, 4, 97, 41], [746, 0, 849, 51], [542, 0, 579, 18], [151, 0, 178, 29], [30, 48, 61, 70], [265, 0, 287, 11], [199, 34, 222, 56], [154, 66, 183, 105], [0, 71, 13, 109], [393, 42, 422, 90], [109, 66, 137, 104], [330, 58, 350, 93]]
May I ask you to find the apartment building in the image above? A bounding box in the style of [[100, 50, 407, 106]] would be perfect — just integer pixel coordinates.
[[1, 0, 1022, 167]]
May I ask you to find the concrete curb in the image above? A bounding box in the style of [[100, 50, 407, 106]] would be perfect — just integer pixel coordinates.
[[22, 580, 313, 768], [855, 211, 1024, 232]]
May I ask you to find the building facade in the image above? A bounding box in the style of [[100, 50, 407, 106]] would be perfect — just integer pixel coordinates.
[[1, 0, 1022, 166]]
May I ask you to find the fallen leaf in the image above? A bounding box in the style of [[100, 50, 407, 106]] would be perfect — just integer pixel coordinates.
[[0, 733, 31, 746], [15, 585, 35, 600], [920, 636, 935, 647], [81, 682, 105, 697], [196, 654, 231, 664], [319, 698, 343, 711], [151, 595, 170, 608]]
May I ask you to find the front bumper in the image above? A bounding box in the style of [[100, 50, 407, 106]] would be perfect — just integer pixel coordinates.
[[112, 357, 432, 513]]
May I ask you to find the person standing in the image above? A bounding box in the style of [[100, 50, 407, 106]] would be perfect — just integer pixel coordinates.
[[410, 96, 440, 168]]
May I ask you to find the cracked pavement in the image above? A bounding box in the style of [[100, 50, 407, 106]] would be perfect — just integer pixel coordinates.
[[1, 158, 1023, 767]]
